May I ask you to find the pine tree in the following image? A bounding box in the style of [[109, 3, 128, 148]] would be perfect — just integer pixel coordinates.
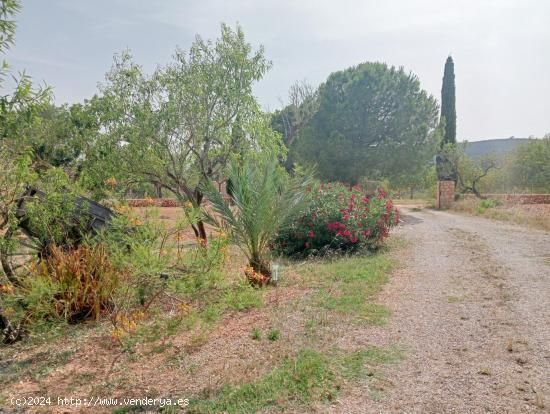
[[440, 56, 456, 145]]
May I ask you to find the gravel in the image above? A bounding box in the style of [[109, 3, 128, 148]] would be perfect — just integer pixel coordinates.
[[335, 208, 550, 413]]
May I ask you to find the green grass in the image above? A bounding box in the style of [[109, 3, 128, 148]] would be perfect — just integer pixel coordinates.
[[267, 329, 280, 341], [304, 253, 395, 325], [119, 278, 264, 352], [188, 349, 337, 413], [338, 345, 405, 380], [223, 284, 263, 311], [188, 345, 404, 414], [250, 328, 261, 340]]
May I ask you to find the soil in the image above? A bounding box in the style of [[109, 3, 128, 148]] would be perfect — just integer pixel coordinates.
[[335, 208, 550, 413]]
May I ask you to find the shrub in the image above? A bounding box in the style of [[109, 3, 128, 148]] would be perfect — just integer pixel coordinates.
[[275, 183, 399, 256], [203, 157, 312, 284], [24, 244, 124, 323], [477, 198, 502, 214]]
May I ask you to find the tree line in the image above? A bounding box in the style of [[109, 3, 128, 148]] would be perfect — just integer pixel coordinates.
[[2, 0, 548, 213]]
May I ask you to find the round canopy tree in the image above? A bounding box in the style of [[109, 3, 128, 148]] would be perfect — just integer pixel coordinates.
[[292, 62, 440, 184], [86, 24, 282, 242]]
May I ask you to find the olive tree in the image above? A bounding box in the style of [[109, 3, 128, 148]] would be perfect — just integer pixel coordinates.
[[91, 24, 282, 241], [439, 143, 499, 198]]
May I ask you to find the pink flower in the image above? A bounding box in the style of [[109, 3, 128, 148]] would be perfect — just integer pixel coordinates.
[[305, 242, 311, 249], [308, 230, 316, 238]]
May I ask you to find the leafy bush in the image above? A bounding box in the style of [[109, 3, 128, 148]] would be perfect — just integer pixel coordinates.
[[479, 198, 501, 209], [275, 183, 399, 256], [477, 198, 502, 214], [23, 244, 124, 323]]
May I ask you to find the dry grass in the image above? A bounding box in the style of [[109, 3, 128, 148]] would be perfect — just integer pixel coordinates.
[[394, 198, 433, 207], [452, 198, 550, 231]]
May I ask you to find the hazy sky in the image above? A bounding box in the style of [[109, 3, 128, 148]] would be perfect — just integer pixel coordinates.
[[4, 0, 550, 141]]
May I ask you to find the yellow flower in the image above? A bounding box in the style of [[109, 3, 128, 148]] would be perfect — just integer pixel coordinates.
[[114, 205, 131, 215], [177, 302, 190, 315], [129, 216, 143, 226], [110, 328, 124, 342], [105, 177, 118, 187], [185, 201, 193, 209], [131, 310, 145, 321]]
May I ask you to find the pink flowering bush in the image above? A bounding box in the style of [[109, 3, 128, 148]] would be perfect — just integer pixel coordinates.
[[274, 182, 399, 256]]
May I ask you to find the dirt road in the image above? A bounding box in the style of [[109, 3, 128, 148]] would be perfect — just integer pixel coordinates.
[[340, 209, 550, 413]]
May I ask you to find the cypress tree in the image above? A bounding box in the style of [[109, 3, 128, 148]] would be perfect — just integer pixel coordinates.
[[440, 56, 456, 145]]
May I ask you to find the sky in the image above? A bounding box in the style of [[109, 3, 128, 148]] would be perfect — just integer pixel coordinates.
[[4, 0, 550, 141]]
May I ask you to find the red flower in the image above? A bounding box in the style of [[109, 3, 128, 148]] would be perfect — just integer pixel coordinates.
[[308, 230, 316, 238], [305, 242, 311, 249]]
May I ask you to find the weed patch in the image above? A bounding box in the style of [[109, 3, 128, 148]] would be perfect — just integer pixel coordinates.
[[189, 345, 404, 413], [303, 253, 395, 324]]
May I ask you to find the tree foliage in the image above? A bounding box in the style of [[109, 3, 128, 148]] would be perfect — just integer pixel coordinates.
[[88, 24, 282, 241], [271, 80, 319, 170], [508, 135, 550, 192], [292, 62, 440, 184], [440, 56, 456, 146], [0, 0, 20, 54], [439, 143, 499, 198]]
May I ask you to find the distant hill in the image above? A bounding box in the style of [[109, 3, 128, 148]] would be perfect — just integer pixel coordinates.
[[462, 137, 534, 158]]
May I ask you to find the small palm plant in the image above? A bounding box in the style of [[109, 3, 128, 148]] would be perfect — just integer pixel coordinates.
[[203, 157, 311, 285]]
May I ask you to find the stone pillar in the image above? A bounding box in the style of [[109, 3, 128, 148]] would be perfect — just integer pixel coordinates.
[[436, 180, 455, 209]]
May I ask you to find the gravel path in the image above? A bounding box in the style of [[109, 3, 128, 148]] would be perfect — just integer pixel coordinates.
[[338, 209, 550, 413]]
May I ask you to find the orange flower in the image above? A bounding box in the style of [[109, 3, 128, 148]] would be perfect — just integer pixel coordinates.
[[129, 216, 143, 226], [105, 177, 118, 187], [0, 284, 14, 294], [177, 302, 190, 315]]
